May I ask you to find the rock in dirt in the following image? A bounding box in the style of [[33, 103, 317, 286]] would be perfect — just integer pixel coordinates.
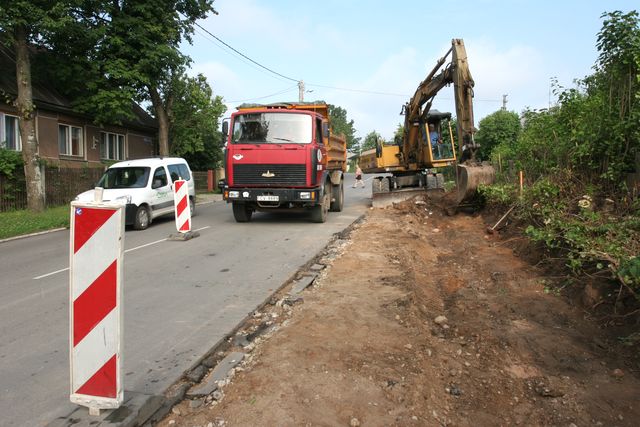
[[611, 368, 625, 379], [434, 315, 448, 325], [350, 417, 361, 426]]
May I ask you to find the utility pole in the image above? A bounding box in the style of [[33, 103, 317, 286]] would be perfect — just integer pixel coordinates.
[[298, 80, 305, 102], [502, 94, 508, 111]]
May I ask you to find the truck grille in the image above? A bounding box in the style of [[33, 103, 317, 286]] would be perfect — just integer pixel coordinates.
[[233, 164, 307, 186]]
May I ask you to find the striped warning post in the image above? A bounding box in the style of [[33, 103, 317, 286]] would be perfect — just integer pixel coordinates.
[[69, 202, 124, 411], [173, 179, 191, 232]]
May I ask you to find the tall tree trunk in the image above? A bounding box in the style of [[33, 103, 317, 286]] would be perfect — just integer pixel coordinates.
[[14, 25, 45, 212], [149, 85, 170, 156]]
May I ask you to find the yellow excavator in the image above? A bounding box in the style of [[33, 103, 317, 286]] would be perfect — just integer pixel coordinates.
[[359, 38, 495, 207]]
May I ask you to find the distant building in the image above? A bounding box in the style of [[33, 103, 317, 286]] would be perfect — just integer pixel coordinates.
[[0, 48, 157, 168]]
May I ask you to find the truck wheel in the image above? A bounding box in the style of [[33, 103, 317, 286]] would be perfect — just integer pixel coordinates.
[[311, 183, 330, 223], [329, 180, 344, 212], [372, 177, 390, 193], [133, 205, 151, 230], [232, 202, 252, 222]]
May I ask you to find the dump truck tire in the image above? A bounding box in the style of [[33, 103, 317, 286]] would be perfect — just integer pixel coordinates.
[[330, 180, 344, 212]]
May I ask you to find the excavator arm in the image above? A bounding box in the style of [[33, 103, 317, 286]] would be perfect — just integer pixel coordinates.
[[403, 39, 478, 163]]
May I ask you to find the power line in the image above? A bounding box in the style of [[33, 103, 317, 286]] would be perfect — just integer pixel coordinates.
[[194, 22, 298, 83], [227, 85, 298, 103], [192, 25, 503, 103], [306, 83, 407, 97]]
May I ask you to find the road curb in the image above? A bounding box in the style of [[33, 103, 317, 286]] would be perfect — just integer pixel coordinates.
[[0, 227, 67, 244]]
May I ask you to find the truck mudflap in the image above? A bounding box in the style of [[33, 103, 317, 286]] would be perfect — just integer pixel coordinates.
[[224, 187, 321, 207]]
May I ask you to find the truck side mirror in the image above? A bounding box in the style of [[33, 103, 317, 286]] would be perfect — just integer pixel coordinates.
[[323, 122, 330, 138], [221, 120, 229, 145]]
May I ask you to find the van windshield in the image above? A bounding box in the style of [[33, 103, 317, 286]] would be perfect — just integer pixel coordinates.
[[231, 113, 312, 144], [97, 167, 151, 189]]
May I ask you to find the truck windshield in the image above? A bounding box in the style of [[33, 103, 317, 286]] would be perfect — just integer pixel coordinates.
[[231, 112, 312, 144], [97, 167, 151, 189]]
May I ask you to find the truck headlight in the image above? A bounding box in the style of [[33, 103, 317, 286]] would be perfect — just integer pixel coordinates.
[[299, 192, 311, 200], [228, 191, 240, 198]]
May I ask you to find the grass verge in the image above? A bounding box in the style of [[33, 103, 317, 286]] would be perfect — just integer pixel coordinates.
[[0, 205, 69, 240]]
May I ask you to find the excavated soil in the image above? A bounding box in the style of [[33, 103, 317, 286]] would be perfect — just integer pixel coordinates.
[[158, 194, 640, 427]]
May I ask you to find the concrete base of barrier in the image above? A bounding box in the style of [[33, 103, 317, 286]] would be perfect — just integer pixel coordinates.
[[46, 391, 163, 427], [168, 231, 200, 241]]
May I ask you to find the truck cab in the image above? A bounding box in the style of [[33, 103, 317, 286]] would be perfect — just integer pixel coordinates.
[[221, 102, 346, 223]]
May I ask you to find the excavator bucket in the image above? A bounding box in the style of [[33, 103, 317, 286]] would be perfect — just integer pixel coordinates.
[[456, 163, 495, 204]]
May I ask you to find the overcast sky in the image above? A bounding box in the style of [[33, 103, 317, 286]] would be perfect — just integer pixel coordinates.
[[181, 0, 638, 140]]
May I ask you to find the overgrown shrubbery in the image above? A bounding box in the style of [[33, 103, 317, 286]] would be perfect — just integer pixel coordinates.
[[0, 148, 23, 176], [479, 11, 640, 301]]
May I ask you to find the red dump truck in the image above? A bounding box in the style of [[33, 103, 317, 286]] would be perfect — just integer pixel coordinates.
[[221, 102, 347, 223]]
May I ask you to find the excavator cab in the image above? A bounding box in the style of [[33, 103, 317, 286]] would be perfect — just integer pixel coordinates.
[[422, 111, 456, 166]]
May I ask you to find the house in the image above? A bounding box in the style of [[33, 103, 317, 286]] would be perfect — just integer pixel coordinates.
[[0, 47, 157, 168]]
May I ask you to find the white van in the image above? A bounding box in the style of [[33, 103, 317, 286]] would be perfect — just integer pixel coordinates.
[[75, 157, 196, 230]]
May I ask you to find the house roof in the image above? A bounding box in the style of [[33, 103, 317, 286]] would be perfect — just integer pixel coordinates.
[[0, 46, 157, 133]]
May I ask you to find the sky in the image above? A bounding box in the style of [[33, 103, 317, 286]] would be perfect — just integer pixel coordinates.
[[181, 0, 639, 141]]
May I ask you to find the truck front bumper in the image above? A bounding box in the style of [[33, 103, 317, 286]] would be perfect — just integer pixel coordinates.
[[223, 187, 320, 206]]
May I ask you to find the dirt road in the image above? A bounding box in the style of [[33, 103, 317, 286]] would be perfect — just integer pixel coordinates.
[[158, 195, 640, 426]]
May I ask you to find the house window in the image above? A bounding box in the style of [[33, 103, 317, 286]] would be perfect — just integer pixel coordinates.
[[100, 132, 126, 160], [58, 124, 83, 156], [1, 114, 21, 151]]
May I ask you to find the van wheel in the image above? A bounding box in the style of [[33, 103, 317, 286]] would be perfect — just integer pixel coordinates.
[[232, 202, 252, 222], [134, 205, 151, 230], [190, 196, 196, 217]]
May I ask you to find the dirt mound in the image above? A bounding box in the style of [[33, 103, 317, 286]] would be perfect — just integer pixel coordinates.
[[159, 197, 640, 427]]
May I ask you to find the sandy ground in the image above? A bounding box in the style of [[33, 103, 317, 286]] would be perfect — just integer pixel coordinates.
[[157, 194, 640, 427]]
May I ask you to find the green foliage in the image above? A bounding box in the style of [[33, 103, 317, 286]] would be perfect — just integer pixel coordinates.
[[0, 148, 23, 176], [360, 131, 382, 153], [328, 104, 360, 151], [393, 123, 404, 146], [619, 257, 640, 287], [489, 11, 639, 192], [475, 110, 521, 160], [169, 73, 226, 169], [477, 183, 517, 207]]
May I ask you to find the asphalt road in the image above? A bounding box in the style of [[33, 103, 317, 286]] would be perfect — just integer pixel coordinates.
[[0, 174, 372, 427]]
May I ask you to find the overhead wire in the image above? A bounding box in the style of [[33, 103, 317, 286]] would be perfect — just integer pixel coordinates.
[[193, 24, 502, 103], [226, 84, 298, 103], [194, 22, 298, 83]]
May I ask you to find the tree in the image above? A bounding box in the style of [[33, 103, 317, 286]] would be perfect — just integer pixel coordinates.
[[393, 123, 404, 145], [328, 104, 360, 151], [361, 131, 382, 153], [170, 73, 226, 170], [103, 1, 217, 155], [475, 110, 521, 160], [0, 1, 79, 212]]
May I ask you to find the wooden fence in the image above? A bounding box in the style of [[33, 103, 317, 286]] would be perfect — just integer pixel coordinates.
[[0, 166, 104, 212]]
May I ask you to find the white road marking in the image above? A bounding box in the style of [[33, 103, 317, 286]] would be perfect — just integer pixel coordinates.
[[32, 226, 211, 280]]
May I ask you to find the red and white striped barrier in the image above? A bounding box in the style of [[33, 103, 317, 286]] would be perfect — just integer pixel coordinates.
[[69, 200, 124, 413], [173, 179, 191, 233]]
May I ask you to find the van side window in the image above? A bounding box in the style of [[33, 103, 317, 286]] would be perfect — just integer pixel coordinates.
[[178, 163, 191, 181], [152, 167, 168, 189], [168, 163, 191, 181], [167, 164, 182, 182]]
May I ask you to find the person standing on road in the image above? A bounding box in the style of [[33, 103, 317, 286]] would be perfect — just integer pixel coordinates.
[[353, 165, 365, 188]]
